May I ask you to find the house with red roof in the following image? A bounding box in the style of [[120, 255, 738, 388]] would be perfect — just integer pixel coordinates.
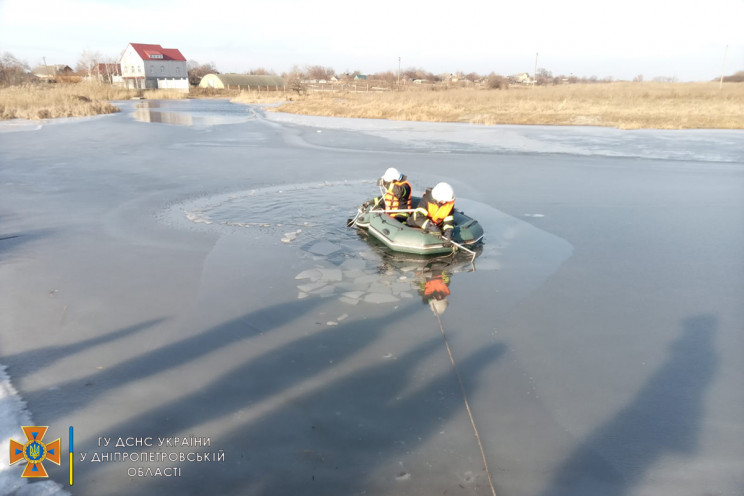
[[119, 43, 188, 90]]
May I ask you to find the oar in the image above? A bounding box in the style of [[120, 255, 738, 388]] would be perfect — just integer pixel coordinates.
[[446, 238, 477, 270], [448, 239, 476, 256], [346, 207, 363, 227]]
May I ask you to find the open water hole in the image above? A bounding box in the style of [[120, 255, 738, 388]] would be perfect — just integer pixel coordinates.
[[162, 180, 572, 310]]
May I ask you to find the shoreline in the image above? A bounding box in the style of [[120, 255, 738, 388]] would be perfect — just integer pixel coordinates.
[[1, 82, 743, 130]]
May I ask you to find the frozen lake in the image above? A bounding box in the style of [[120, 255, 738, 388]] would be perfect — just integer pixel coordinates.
[[1, 99, 742, 496]]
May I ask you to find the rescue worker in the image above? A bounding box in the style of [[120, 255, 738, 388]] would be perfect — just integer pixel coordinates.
[[417, 263, 452, 315], [407, 182, 455, 244], [364, 167, 412, 221]]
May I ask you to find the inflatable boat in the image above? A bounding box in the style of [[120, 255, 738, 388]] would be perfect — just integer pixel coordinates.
[[352, 199, 484, 255]]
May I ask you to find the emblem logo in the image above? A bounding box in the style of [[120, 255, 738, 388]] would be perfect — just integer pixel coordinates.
[[9, 426, 61, 478]]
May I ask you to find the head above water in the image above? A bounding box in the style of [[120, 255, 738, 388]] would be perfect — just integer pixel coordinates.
[[429, 298, 449, 315], [431, 182, 454, 203], [382, 167, 403, 182]]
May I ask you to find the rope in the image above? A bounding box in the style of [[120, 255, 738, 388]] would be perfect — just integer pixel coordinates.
[[433, 309, 497, 496]]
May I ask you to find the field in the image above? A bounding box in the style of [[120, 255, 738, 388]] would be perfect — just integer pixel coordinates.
[[2, 81, 743, 129], [232, 82, 744, 130]]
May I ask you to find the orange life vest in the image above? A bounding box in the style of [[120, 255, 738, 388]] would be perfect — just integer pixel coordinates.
[[383, 180, 412, 211], [426, 200, 454, 225], [424, 277, 451, 299]]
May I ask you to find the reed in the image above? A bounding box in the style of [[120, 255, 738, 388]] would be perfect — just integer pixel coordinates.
[[3, 81, 742, 129], [261, 82, 744, 130], [0, 83, 188, 120]]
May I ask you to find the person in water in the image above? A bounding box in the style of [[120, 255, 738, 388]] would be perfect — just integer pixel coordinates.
[[364, 167, 412, 221], [417, 262, 452, 315], [407, 182, 455, 244]]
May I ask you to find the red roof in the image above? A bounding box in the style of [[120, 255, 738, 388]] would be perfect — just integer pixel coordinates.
[[128, 43, 186, 62]]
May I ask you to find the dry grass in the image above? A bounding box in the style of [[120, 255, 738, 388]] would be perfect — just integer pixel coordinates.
[[230, 90, 289, 105], [261, 82, 744, 130], [3, 81, 742, 129], [0, 83, 189, 120]]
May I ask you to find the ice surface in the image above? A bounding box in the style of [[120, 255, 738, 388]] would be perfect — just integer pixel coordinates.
[[266, 112, 744, 163], [1, 99, 742, 496]]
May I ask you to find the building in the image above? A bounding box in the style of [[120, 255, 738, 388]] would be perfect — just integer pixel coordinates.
[[31, 65, 74, 82], [92, 63, 121, 84], [198, 74, 285, 90], [119, 43, 188, 91]]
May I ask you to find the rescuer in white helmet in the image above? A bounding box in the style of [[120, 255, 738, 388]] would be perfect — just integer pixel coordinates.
[[407, 182, 456, 243], [365, 167, 412, 221]]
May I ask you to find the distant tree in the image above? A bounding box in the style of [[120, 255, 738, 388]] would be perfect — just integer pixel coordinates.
[[101, 56, 121, 84], [305, 65, 335, 81], [372, 71, 396, 84], [535, 67, 553, 85], [284, 66, 306, 94], [486, 72, 508, 89], [0, 52, 32, 86], [652, 75, 677, 83], [76, 49, 102, 79], [464, 72, 482, 83], [247, 68, 275, 75], [187, 60, 218, 86], [633, 74, 644, 82], [721, 71, 744, 82], [402, 68, 418, 81]]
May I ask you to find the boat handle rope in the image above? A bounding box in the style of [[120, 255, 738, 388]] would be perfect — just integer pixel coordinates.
[[432, 308, 498, 496]]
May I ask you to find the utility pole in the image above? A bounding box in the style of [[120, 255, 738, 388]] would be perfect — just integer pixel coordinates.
[[719, 44, 729, 90], [398, 56, 401, 88], [533, 52, 538, 88]]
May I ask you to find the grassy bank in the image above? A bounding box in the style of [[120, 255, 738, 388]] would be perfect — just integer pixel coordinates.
[[2, 82, 742, 129], [233, 82, 744, 130], [0, 83, 188, 120]]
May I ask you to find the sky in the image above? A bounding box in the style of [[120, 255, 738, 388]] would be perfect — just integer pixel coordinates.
[[0, 0, 742, 81]]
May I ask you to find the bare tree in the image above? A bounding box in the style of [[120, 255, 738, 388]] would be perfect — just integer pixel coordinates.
[[372, 71, 396, 85], [305, 65, 334, 81], [76, 49, 102, 80], [486, 72, 508, 89], [248, 68, 275, 75], [464, 72, 482, 83], [721, 71, 744, 82], [187, 60, 218, 86], [0, 52, 32, 86], [283, 65, 306, 94], [535, 67, 553, 85]]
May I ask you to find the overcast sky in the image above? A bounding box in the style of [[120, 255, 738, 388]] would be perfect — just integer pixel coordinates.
[[1, 0, 742, 81]]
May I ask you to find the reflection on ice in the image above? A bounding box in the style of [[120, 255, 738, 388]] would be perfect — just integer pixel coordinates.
[[295, 241, 468, 309], [131, 99, 258, 127], [133, 103, 194, 126]]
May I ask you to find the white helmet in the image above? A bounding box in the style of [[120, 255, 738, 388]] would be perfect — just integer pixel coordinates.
[[431, 182, 454, 203], [382, 167, 402, 182], [429, 298, 449, 315]]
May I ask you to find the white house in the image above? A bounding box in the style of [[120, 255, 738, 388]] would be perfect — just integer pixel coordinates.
[[119, 43, 188, 91]]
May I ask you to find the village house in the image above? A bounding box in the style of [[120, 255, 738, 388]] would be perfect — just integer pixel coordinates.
[[119, 43, 188, 91], [31, 64, 74, 82]]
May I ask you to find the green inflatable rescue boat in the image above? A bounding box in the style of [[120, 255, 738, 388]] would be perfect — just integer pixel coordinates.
[[352, 199, 484, 255]]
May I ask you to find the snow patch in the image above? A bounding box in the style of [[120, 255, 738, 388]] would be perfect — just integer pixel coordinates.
[[0, 366, 68, 496]]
